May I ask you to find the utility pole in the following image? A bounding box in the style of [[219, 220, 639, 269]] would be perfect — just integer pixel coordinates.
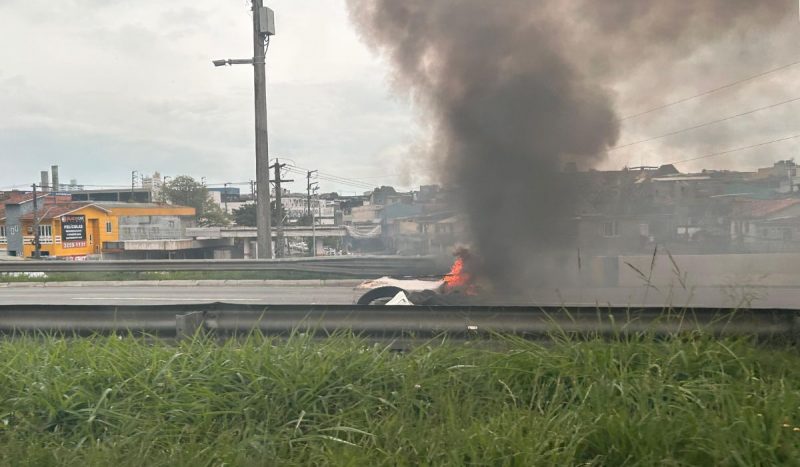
[[213, 1, 276, 258], [311, 184, 319, 257], [270, 158, 293, 257], [252, 0, 273, 259], [311, 207, 316, 257], [223, 182, 229, 214], [130, 170, 137, 203], [31, 183, 41, 259], [306, 170, 318, 217]]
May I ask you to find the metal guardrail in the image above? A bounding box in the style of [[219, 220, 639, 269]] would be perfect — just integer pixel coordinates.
[[0, 303, 796, 342], [0, 256, 447, 277]]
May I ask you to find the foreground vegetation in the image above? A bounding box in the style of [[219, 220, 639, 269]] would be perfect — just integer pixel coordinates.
[[0, 333, 798, 466]]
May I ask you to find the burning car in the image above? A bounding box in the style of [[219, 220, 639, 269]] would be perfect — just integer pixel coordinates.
[[355, 248, 481, 305]]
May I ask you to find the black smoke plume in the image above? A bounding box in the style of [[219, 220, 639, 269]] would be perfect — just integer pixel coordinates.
[[347, 0, 795, 292]]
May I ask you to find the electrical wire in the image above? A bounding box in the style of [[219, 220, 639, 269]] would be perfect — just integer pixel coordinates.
[[621, 58, 800, 121], [282, 166, 376, 190], [611, 95, 800, 151], [669, 133, 800, 166]]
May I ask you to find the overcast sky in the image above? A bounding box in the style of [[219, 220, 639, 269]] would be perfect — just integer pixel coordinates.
[[1, 0, 798, 194]]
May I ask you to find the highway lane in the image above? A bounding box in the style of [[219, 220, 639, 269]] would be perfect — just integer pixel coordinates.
[[0, 282, 797, 308]]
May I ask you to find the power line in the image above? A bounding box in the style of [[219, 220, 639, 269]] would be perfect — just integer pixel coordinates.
[[284, 165, 372, 187], [621, 58, 800, 121], [611, 95, 800, 151], [669, 133, 800, 166], [283, 166, 376, 190], [315, 172, 379, 188], [283, 164, 371, 185]]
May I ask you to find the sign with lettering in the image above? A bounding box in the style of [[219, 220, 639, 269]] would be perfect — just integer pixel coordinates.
[[61, 215, 86, 248]]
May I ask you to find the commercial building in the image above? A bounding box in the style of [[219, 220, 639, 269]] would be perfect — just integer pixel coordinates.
[[0, 192, 195, 259]]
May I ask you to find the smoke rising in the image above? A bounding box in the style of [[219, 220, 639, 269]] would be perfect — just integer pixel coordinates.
[[347, 0, 795, 292]]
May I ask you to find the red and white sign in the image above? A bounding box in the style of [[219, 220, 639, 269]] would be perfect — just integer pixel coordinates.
[[62, 241, 87, 249]]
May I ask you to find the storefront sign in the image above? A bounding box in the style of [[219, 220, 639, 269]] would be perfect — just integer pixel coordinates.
[[61, 215, 86, 249]]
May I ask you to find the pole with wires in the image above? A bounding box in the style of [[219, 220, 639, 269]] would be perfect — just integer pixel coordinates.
[[270, 159, 293, 258], [31, 184, 41, 259], [306, 170, 318, 218], [212, 1, 275, 258]]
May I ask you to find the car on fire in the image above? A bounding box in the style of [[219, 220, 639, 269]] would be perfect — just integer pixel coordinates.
[[355, 249, 479, 305]]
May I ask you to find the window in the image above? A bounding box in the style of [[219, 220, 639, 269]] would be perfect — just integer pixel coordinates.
[[38, 225, 52, 238], [0, 225, 6, 243], [602, 220, 619, 237], [106, 221, 112, 233]]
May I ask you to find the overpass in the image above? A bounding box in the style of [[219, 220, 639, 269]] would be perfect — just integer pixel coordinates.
[[186, 226, 347, 239]]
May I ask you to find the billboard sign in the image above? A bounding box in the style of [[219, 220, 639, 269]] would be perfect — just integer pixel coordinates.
[[61, 214, 86, 248]]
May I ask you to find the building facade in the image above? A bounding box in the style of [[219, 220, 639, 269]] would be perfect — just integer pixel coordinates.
[[0, 193, 195, 259]]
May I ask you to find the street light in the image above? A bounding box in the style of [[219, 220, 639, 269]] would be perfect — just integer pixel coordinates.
[[212, 1, 276, 259], [213, 59, 256, 67]]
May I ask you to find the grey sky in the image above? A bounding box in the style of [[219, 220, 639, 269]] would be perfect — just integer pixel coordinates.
[[0, 1, 798, 194]]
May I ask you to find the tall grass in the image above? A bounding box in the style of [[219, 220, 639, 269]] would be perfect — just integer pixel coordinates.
[[0, 333, 798, 465]]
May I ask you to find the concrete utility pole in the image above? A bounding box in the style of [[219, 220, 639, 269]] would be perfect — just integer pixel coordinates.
[[270, 158, 293, 258], [311, 185, 319, 257], [31, 184, 41, 259], [306, 170, 318, 217], [223, 182, 229, 213], [212, 1, 276, 258]]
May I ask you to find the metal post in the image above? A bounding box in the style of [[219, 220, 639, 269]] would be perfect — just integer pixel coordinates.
[[224, 182, 229, 213], [253, 0, 272, 258]]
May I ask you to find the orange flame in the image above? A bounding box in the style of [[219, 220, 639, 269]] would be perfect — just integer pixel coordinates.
[[443, 253, 477, 295]]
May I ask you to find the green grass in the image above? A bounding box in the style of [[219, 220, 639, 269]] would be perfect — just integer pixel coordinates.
[[0, 270, 362, 282], [0, 333, 798, 466]]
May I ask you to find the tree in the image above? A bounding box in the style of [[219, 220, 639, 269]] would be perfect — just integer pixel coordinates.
[[232, 203, 256, 227], [160, 175, 230, 226], [231, 201, 286, 227]]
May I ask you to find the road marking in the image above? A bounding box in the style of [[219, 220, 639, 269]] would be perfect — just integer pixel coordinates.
[[72, 297, 264, 301]]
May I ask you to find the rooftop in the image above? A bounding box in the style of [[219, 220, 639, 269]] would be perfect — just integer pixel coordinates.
[[733, 198, 800, 219], [19, 203, 110, 221]]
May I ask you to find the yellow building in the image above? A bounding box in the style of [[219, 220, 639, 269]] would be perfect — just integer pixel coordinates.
[[0, 196, 195, 259]]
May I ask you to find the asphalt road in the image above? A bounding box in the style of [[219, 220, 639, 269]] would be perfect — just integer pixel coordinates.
[[0, 283, 797, 308]]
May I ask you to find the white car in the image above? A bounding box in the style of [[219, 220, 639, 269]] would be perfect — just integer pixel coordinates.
[[354, 276, 445, 305]]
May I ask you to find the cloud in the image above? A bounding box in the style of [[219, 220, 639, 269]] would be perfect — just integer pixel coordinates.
[[0, 0, 414, 194], [0, 0, 796, 197]]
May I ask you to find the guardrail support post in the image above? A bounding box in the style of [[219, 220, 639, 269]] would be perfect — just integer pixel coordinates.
[[176, 311, 206, 340]]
